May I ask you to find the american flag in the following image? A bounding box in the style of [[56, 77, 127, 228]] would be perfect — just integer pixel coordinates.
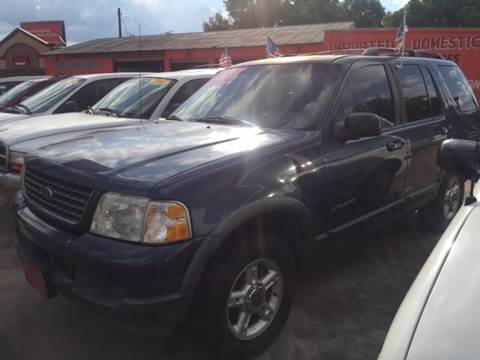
[[219, 48, 232, 68], [266, 36, 282, 58], [396, 8, 408, 52]]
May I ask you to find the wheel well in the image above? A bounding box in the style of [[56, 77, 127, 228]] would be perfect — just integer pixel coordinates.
[[219, 209, 311, 267]]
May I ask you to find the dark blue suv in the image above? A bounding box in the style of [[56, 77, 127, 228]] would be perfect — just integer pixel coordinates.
[[15, 50, 480, 359]]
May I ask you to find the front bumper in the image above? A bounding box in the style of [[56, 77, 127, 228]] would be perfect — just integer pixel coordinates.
[[0, 169, 20, 189], [16, 205, 201, 331]]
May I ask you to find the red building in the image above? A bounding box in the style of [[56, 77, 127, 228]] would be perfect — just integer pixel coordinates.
[[43, 22, 480, 99]]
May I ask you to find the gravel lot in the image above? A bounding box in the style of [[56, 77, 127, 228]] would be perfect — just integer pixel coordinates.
[[0, 205, 439, 360]]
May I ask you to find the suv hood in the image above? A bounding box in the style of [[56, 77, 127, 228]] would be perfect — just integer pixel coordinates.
[[0, 112, 28, 123], [0, 112, 137, 145], [406, 204, 480, 359], [35, 120, 300, 186]]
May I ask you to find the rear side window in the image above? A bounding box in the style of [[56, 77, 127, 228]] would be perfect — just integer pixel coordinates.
[[422, 68, 442, 117], [341, 65, 395, 123], [438, 65, 477, 112], [162, 79, 209, 117], [397, 65, 431, 122]]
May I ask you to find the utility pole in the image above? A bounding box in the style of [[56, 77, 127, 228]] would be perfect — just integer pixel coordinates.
[[117, 8, 122, 38]]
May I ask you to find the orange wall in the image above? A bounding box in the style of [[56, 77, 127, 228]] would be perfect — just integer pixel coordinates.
[[44, 27, 480, 97], [326, 28, 480, 98], [44, 54, 114, 75]]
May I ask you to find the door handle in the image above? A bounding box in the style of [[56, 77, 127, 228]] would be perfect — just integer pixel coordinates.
[[387, 139, 405, 152]]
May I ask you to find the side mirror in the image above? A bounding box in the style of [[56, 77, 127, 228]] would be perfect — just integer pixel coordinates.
[[337, 112, 382, 142], [438, 139, 480, 182], [61, 100, 78, 113]]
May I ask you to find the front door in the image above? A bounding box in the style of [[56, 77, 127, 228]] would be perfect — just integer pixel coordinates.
[[321, 61, 409, 233]]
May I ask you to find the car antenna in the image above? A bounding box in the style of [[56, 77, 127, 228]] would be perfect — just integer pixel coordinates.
[[138, 23, 143, 123]]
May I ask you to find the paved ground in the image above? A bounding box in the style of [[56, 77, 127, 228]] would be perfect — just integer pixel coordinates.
[[0, 205, 439, 360]]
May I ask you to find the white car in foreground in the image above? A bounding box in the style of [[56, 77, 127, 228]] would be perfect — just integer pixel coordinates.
[[380, 139, 480, 360]]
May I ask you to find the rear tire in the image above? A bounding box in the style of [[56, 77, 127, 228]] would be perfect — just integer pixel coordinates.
[[422, 173, 464, 232], [201, 234, 294, 360]]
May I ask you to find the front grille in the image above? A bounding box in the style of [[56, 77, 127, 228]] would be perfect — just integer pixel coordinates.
[[24, 168, 94, 225], [0, 142, 6, 169]]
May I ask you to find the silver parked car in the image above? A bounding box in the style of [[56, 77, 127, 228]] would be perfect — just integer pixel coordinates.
[[0, 76, 50, 96], [0, 73, 137, 123], [380, 139, 480, 360], [0, 68, 221, 199]]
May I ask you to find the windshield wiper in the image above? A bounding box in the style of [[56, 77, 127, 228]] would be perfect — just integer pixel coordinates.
[[97, 107, 121, 117], [14, 104, 31, 114], [194, 116, 255, 127]]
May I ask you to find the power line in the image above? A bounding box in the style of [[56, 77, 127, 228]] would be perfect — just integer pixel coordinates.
[[102, 16, 117, 38], [123, 14, 161, 34]]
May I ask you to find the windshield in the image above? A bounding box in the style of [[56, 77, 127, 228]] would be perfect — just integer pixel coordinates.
[[18, 77, 86, 114], [92, 77, 174, 119], [0, 81, 34, 108], [174, 63, 341, 129]]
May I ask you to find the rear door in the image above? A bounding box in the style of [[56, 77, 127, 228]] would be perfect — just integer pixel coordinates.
[[321, 61, 410, 232], [393, 63, 447, 203]]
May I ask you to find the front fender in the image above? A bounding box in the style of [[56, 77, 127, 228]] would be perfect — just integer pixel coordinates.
[[180, 196, 316, 298]]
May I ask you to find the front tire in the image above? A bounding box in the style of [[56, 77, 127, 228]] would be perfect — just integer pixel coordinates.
[[203, 235, 294, 359]]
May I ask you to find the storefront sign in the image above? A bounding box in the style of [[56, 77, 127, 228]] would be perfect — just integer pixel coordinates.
[[21, 21, 66, 46], [12, 55, 31, 66]]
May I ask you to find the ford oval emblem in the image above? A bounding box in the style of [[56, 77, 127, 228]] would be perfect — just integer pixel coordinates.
[[40, 187, 54, 201]]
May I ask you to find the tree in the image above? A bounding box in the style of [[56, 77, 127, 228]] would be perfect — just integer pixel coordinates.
[[383, 0, 480, 28], [203, 13, 233, 31], [344, 0, 385, 27]]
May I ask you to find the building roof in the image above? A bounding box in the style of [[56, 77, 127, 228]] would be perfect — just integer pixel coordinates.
[[49, 22, 355, 55], [0, 27, 50, 48]]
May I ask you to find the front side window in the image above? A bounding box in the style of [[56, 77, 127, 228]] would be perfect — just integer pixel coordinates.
[[340, 65, 395, 123], [174, 63, 341, 130], [398, 65, 431, 122], [92, 77, 175, 119], [55, 78, 128, 114], [438, 65, 477, 112], [162, 79, 209, 118], [19, 77, 86, 114]]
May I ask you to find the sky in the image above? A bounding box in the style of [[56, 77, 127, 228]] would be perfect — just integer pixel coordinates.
[[0, 0, 409, 45]]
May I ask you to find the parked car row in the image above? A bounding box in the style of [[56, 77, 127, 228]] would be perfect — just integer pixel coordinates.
[[3, 48, 480, 359], [0, 69, 220, 204]]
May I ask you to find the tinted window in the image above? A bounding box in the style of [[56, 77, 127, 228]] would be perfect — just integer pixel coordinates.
[[341, 65, 395, 123], [398, 65, 430, 122], [56, 78, 128, 113], [162, 79, 208, 118], [174, 63, 341, 130], [422, 67, 442, 117], [438, 65, 477, 112]]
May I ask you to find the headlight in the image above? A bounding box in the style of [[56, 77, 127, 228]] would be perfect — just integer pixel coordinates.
[[90, 192, 192, 244], [9, 151, 25, 173]]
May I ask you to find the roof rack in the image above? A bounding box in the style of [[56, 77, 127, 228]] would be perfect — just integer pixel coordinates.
[[362, 47, 445, 59], [302, 47, 445, 60]]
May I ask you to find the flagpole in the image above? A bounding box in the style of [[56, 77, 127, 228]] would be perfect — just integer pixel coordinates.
[[400, 6, 407, 68]]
